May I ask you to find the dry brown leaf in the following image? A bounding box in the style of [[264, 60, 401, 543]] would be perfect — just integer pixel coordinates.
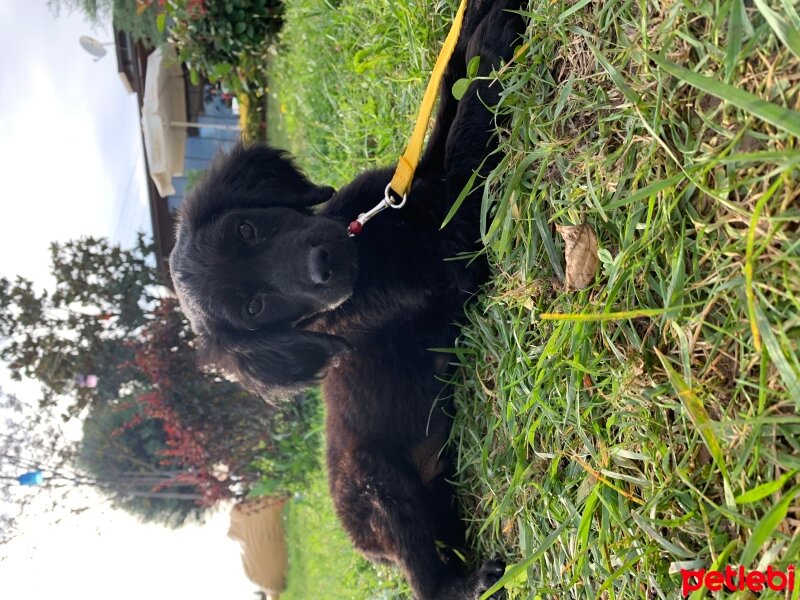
[[556, 223, 599, 290]]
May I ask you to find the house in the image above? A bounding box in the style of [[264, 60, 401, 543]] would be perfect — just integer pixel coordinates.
[[114, 29, 239, 282]]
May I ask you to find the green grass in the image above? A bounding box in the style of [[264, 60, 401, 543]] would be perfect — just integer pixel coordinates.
[[270, 0, 800, 598], [268, 0, 459, 185], [282, 472, 409, 600], [282, 433, 410, 599]]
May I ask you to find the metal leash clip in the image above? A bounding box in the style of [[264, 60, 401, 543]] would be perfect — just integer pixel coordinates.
[[347, 183, 408, 237]]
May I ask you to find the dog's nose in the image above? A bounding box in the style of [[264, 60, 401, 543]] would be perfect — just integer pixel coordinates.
[[309, 246, 332, 284]]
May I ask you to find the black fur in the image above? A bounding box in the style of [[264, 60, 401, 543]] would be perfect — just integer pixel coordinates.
[[170, 3, 525, 598]]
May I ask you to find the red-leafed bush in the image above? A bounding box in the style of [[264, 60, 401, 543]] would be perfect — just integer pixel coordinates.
[[116, 296, 277, 506]]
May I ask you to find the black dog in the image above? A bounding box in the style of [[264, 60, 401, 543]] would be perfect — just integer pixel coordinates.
[[170, 2, 525, 598]]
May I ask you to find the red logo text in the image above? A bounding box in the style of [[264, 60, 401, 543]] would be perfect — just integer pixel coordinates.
[[681, 565, 795, 596]]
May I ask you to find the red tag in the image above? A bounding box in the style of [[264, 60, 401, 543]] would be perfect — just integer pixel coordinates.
[[347, 220, 363, 236]]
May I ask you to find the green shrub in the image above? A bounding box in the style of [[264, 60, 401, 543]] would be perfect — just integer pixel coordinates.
[[165, 0, 284, 95], [248, 390, 323, 496]]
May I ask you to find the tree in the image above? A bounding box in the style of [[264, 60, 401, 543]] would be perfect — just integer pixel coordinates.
[[0, 385, 208, 541], [0, 236, 278, 527], [48, 0, 166, 47], [0, 387, 79, 545], [46, 0, 112, 25], [78, 396, 209, 526], [0, 235, 158, 417], [111, 0, 166, 47]]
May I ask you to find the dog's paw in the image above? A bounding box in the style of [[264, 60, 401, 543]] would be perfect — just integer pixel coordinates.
[[472, 559, 506, 599], [438, 559, 507, 600]]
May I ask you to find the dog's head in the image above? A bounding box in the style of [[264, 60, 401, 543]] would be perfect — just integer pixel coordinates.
[[169, 143, 357, 400]]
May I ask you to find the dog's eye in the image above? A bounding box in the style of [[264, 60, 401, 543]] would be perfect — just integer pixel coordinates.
[[246, 298, 264, 318], [238, 222, 255, 240]]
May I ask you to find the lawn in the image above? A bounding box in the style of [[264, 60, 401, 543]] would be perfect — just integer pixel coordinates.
[[269, 0, 800, 598], [282, 463, 411, 600]]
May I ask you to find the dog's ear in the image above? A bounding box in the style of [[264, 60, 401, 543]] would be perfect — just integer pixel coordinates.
[[183, 142, 335, 229], [198, 328, 350, 401]]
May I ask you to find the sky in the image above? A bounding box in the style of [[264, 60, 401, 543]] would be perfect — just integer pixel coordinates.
[[0, 2, 259, 598], [0, 0, 151, 287]]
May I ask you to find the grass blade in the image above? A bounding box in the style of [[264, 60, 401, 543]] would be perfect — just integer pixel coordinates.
[[753, 0, 800, 60], [574, 486, 599, 577], [755, 305, 800, 403], [479, 519, 570, 599], [558, 0, 592, 22], [735, 470, 798, 504], [631, 511, 693, 558], [539, 307, 683, 322], [587, 40, 640, 106], [726, 0, 746, 80], [783, 0, 800, 29], [744, 176, 782, 352], [647, 51, 800, 137], [740, 484, 800, 566], [656, 349, 735, 507], [604, 174, 683, 210], [535, 210, 565, 281], [597, 553, 646, 595], [553, 74, 574, 120], [441, 164, 482, 229]]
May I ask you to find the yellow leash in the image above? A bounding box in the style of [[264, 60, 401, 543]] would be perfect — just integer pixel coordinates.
[[348, 0, 468, 236], [390, 0, 469, 198]]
